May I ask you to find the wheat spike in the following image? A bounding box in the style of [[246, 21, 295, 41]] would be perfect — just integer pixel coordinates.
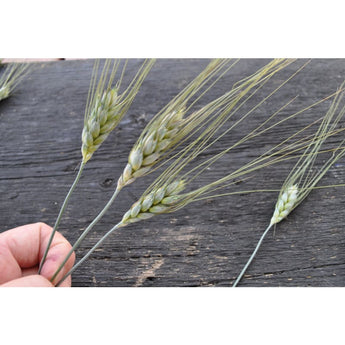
[[270, 184, 298, 225], [81, 59, 155, 163], [81, 88, 120, 162], [118, 108, 186, 188], [121, 179, 186, 224]]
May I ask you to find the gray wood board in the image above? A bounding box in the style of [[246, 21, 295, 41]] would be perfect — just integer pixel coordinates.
[[1, 59, 345, 287]]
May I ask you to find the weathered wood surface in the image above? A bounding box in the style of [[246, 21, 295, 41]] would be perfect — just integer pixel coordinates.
[[1, 59, 345, 287]]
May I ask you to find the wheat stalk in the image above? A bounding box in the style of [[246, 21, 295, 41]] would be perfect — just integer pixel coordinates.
[[0, 62, 32, 101], [232, 83, 345, 287], [38, 59, 155, 275], [50, 59, 299, 284]]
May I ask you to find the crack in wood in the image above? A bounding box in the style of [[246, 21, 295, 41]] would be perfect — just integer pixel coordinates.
[[134, 258, 165, 287]]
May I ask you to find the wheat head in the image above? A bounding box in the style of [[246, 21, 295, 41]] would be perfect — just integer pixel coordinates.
[[81, 88, 120, 162], [268, 82, 345, 225], [117, 108, 186, 188], [121, 179, 186, 225], [81, 59, 155, 163], [270, 184, 298, 225]]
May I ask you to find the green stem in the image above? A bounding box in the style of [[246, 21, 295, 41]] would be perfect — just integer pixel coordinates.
[[38, 162, 85, 274], [232, 223, 273, 287], [50, 186, 122, 282], [56, 221, 125, 287]]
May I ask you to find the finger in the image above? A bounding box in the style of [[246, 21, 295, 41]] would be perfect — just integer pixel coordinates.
[[0, 222, 75, 285], [0, 223, 45, 283], [0, 274, 54, 287], [0, 222, 51, 268]]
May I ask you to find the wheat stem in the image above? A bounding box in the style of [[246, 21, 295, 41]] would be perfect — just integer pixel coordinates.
[[50, 186, 122, 282], [232, 223, 273, 287], [55, 221, 125, 287], [38, 162, 85, 274]]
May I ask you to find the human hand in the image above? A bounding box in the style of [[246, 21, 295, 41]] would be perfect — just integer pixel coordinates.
[[0, 222, 75, 287]]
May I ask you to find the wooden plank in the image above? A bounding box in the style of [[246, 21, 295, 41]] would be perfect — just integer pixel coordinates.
[[1, 59, 345, 287]]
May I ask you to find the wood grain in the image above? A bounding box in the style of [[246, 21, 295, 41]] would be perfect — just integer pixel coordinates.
[[1, 59, 345, 287]]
